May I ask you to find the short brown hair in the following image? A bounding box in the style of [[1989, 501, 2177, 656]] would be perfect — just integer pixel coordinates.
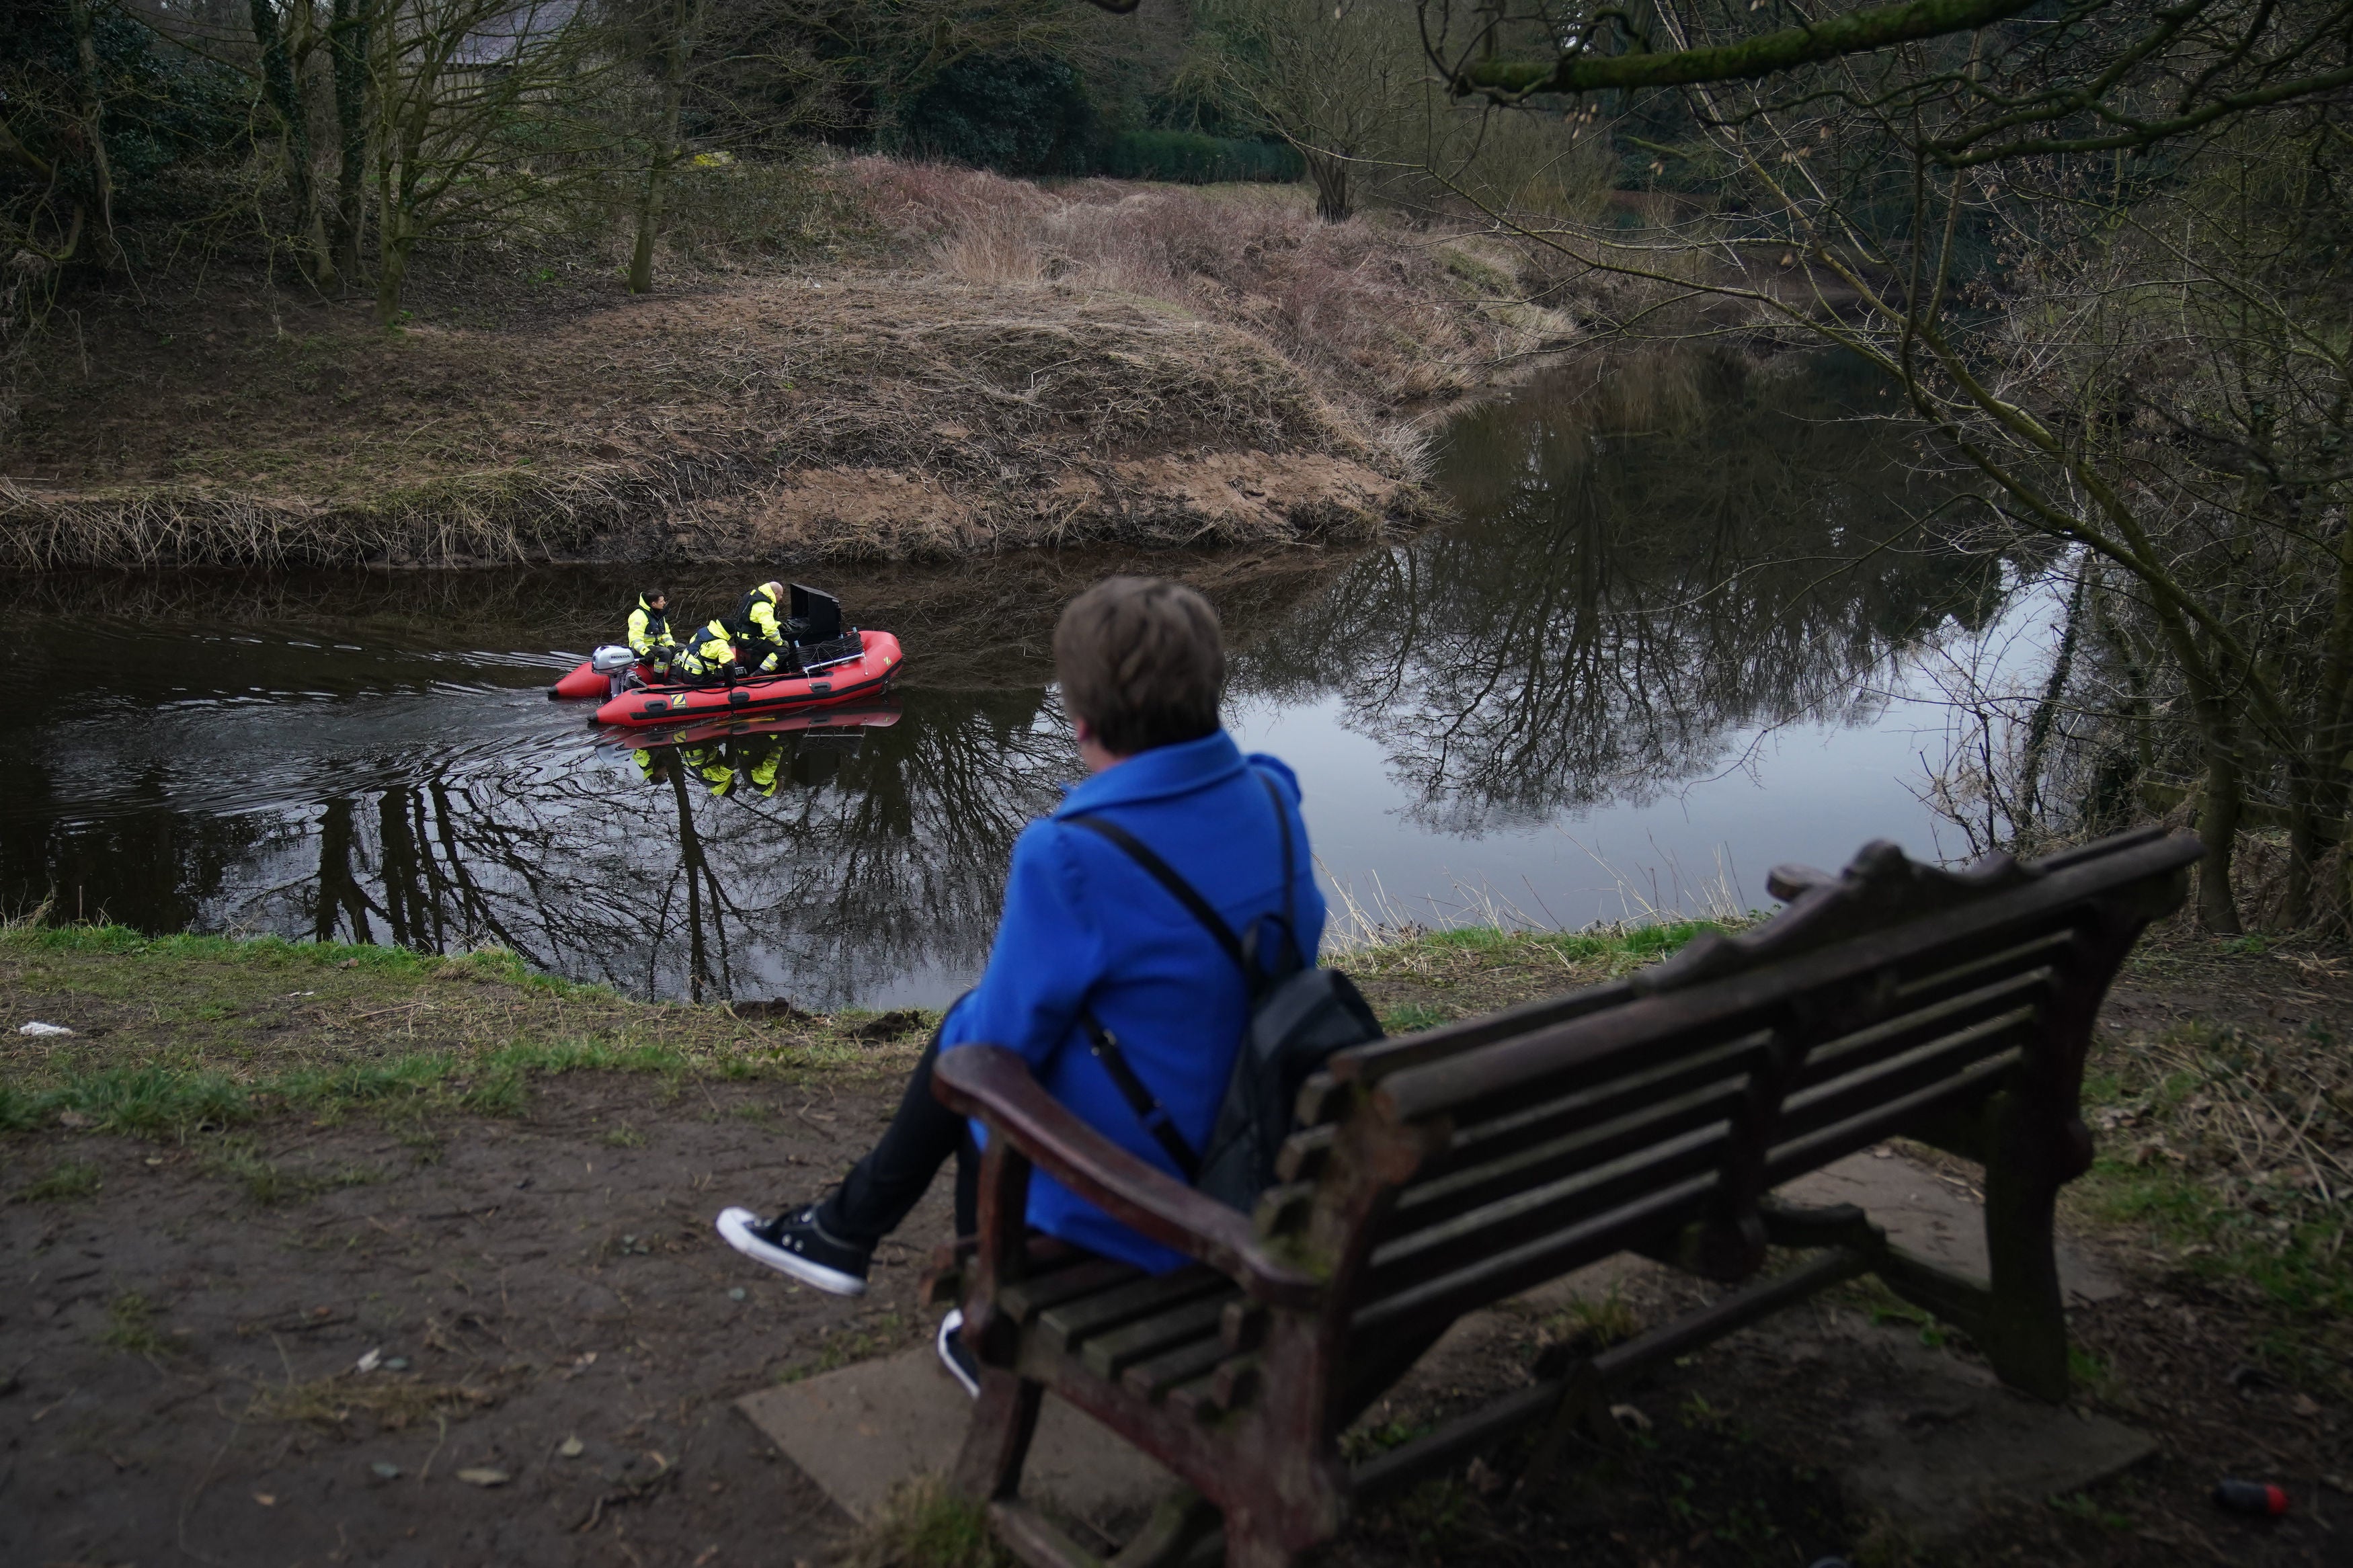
[[1053, 577, 1225, 755]]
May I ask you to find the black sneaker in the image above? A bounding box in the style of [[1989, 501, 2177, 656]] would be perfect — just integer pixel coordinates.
[[936, 1308, 980, 1398], [716, 1204, 870, 1296]]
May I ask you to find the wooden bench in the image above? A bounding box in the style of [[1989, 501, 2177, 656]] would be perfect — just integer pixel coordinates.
[[928, 827, 2199, 1568]]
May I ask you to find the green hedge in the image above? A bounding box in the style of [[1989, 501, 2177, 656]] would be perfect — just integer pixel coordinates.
[[1097, 130, 1302, 185]]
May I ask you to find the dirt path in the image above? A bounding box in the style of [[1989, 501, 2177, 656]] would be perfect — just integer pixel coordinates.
[[5, 1073, 945, 1568]]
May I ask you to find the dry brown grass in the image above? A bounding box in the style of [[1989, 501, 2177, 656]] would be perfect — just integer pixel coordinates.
[[3, 157, 1591, 569], [247, 1372, 502, 1432], [846, 157, 1573, 422]]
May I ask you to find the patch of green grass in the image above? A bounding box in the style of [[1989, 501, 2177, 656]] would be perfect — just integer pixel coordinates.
[[52, 1064, 249, 1136], [600, 1123, 647, 1149], [1379, 1002, 1457, 1034], [99, 1292, 177, 1358], [200, 1139, 379, 1205], [2068, 1346, 2123, 1403], [1339, 1417, 1434, 1462], [2, 917, 905, 1141], [2073, 1018, 2351, 1326], [1351, 918, 1736, 986], [1544, 1290, 1642, 1351], [16, 1157, 104, 1201], [840, 1473, 1007, 1568], [797, 1312, 911, 1379]]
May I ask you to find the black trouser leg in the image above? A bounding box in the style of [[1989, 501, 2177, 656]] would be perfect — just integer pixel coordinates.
[[816, 1029, 978, 1249]]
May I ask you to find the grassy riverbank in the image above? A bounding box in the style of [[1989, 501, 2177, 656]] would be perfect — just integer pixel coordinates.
[[3, 919, 2344, 1566], [6, 916, 2344, 1334], [3, 160, 1581, 571]]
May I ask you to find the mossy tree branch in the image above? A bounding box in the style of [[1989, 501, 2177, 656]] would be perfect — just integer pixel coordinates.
[[1451, 0, 2037, 97]]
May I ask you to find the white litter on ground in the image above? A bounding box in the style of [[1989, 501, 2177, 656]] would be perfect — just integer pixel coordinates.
[[19, 1022, 74, 1037]]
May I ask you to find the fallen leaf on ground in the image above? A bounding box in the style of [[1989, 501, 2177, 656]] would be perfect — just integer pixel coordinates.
[[253, 1492, 276, 1506], [356, 1348, 382, 1374], [456, 1468, 510, 1487], [559, 1437, 585, 1458]]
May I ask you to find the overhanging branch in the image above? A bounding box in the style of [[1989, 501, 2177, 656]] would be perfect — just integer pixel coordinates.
[[1457, 0, 2038, 96]]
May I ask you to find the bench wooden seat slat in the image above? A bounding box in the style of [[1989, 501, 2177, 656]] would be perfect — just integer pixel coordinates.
[[1080, 1290, 1238, 1380], [1121, 1333, 1238, 1401], [929, 831, 2199, 1568], [998, 1257, 1142, 1324], [1037, 1266, 1230, 1354]]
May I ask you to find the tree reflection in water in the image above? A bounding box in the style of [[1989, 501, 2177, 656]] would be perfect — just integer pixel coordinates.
[[262, 692, 1071, 1007], [1238, 350, 2013, 833]]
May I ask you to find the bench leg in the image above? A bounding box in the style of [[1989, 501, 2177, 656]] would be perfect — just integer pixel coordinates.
[[952, 1367, 1044, 1503], [1980, 1090, 2071, 1402]]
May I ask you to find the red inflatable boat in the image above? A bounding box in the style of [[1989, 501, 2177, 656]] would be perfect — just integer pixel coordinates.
[[551, 628, 905, 729]]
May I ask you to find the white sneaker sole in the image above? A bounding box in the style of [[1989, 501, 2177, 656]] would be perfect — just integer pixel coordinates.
[[936, 1308, 980, 1399], [715, 1206, 867, 1296]]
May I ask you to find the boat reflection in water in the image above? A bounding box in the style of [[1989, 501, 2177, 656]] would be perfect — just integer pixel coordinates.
[[0, 349, 2018, 1006]]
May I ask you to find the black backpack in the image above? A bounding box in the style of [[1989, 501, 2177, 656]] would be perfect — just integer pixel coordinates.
[[1066, 772, 1384, 1213]]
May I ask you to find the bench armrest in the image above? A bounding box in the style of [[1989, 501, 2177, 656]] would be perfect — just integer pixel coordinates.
[[932, 1044, 1322, 1310]]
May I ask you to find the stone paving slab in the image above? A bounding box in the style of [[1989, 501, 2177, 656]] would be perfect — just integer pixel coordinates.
[[1790, 1325, 2158, 1538], [1779, 1147, 2123, 1303], [736, 1346, 1174, 1537]]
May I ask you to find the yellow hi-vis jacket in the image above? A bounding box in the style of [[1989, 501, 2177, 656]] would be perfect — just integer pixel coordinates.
[[626, 597, 676, 655]]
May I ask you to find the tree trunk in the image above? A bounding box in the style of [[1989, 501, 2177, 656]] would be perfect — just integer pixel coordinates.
[[2018, 560, 2087, 842], [374, 222, 408, 325], [67, 0, 119, 269], [629, 1, 696, 295], [327, 0, 370, 280], [250, 0, 337, 285], [1305, 150, 1351, 222], [2196, 733, 2244, 934]]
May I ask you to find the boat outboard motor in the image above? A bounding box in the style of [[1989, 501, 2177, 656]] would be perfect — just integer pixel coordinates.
[[590, 644, 638, 698]]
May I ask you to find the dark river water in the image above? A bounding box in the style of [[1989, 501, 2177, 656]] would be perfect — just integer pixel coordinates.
[[0, 351, 2023, 1007]]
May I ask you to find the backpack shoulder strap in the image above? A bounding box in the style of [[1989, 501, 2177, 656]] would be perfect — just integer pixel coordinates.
[[1062, 813, 1247, 971], [1081, 1014, 1202, 1181], [1253, 768, 1297, 944]]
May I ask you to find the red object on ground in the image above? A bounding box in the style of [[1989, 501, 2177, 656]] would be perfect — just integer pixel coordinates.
[[2212, 1479, 2290, 1515], [584, 630, 905, 728]]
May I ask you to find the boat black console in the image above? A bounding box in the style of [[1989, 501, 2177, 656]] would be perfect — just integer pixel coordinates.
[[789, 584, 862, 673], [790, 583, 842, 642]]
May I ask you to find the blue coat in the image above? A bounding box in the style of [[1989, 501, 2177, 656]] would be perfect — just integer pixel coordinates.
[[940, 729, 1326, 1272]]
